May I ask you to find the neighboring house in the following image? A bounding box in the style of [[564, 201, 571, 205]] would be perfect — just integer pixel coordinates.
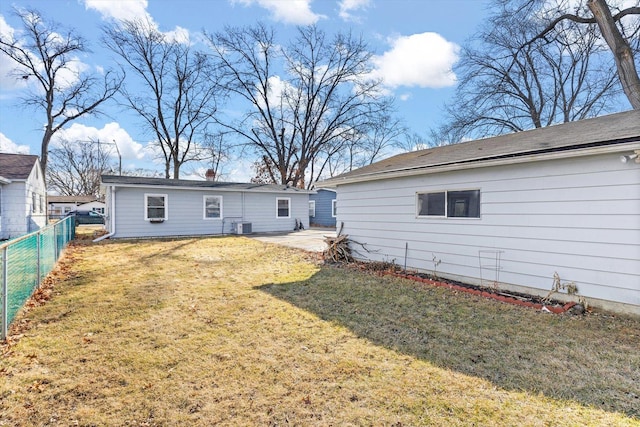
[[48, 195, 106, 219], [0, 153, 48, 240], [100, 175, 312, 239], [320, 111, 640, 314], [309, 188, 337, 228]]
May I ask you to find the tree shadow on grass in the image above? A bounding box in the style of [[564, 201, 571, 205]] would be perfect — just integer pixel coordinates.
[[257, 266, 640, 419]]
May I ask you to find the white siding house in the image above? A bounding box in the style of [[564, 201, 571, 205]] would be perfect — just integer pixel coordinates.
[[0, 153, 48, 240], [101, 175, 311, 239], [48, 195, 106, 218], [320, 111, 640, 314]]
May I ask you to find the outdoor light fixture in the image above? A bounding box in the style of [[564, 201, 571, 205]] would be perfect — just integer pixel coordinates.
[[620, 153, 639, 163]]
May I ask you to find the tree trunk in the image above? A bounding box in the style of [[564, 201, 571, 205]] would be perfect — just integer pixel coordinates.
[[588, 0, 640, 109]]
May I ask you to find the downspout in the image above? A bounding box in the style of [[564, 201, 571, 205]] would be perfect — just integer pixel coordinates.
[[93, 186, 115, 242]]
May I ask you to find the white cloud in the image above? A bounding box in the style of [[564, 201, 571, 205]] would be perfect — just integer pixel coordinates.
[[371, 32, 460, 89], [0, 132, 30, 154], [0, 15, 30, 92], [52, 122, 145, 161], [82, 0, 190, 43], [82, 0, 149, 22], [338, 0, 370, 21], [230, 0, 324, 25]]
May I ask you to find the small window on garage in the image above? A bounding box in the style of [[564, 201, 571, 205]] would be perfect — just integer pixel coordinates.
[[417, 190, 480, 218], [145, 194, 168, 221], [276, 197, 290, 218], [332, 199, 337, 217], [203, 195, 223, 219], [309, 200, 316, 217], [32, 192, 37, 213]]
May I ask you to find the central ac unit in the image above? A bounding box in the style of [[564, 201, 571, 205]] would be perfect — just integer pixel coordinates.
[[235, 222, 252, 234]]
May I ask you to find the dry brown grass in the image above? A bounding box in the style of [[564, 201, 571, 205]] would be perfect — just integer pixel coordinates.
[[1, 233, 639, 426]]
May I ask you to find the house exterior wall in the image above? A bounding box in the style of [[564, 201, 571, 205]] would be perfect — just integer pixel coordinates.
[[334, 152, 640, 313], [0, 163, 47, 240], [309, 189, 337, 227], [106, 186, 309, 239]]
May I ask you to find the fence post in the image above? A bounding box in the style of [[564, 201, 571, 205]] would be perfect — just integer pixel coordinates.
[[1, 246, 8, 341], [37, 231, 41, 287]]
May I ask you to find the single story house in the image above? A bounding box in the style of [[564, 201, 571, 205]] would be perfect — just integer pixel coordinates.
[[0, 153, 48, 240], [100, 175, 312, 239], [319, 111, 640, 314], [309, 188, 337, 228], [48, 195, 106, 219]]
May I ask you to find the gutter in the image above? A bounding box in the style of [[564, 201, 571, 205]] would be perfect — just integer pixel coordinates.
[[93, 185, 115, 242]]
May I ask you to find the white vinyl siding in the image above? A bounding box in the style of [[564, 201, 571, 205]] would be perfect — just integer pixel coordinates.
[[145, 194, 168, 221], [335, 152, 640, 312], [110, 187, 309, 239], [203, 195, 223, 219]]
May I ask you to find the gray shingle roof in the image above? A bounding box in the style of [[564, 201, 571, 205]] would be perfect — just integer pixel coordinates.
[[101, 175, 312, 193], [0, 153, 40, 180], [48, 195, 100, 204], [322, 110, 640, 185]]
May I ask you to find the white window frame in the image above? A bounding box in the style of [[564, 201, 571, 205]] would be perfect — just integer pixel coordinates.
[[276, 197, 291, 219], [331, 199, 337, 218], [203, 195, 223, 220], [144, 193, 168, 221], [308, 200, 316, 217], [32, 192, 37, 213], [416, 189, 481, 219]]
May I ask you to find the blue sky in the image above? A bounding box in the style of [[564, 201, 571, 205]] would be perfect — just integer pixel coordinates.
[[0, 0, 490, 181]]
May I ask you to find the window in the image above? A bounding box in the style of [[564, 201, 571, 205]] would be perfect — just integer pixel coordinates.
[[417, 190, 480, 218], [331, 199, 337, 217], [308, 201, 316, 217], [276, 198, 290, 218], [32, 192, 36, 213], [39, 195, 44, 213], [145, 194, 167, 221], [203, 195, 222, 219]]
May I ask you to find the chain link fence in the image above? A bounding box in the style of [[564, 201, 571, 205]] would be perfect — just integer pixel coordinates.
[[1, 216, 75, 340]]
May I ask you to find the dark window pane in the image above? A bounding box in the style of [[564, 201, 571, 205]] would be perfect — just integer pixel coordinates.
[[418, 192, 445, 216], [205, 197, 220, 218], [447, 190, 480, 218], [277, 199, 289, 217]]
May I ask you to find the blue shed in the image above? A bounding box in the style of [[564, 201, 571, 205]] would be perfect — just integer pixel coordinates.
[[309, 189, 336, 228]]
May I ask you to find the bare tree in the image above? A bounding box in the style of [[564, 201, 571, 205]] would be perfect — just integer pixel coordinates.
[[207, 24, 392, 189], [47, 138, 114, 196], [437, 0, 621, 140], [0, 8, 122, 176], [523, 0, 640, 109], [103, 18, 222, 179]]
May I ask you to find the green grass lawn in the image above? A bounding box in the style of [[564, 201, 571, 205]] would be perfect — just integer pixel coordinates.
[[1, 234, 639, 426]]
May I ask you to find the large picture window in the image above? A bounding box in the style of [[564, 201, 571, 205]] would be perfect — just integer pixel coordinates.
[[145, 194, 167, 221], [276, 197, 290, 218], [417, 190, 480, 218], [203, 195, 222, 219]]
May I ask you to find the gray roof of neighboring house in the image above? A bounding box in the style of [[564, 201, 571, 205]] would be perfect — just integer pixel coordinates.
[[321, 110, 640, 185], [101, 175, 313, 194], [0, 153, 40, 180], [48, 195, 101, 204]]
